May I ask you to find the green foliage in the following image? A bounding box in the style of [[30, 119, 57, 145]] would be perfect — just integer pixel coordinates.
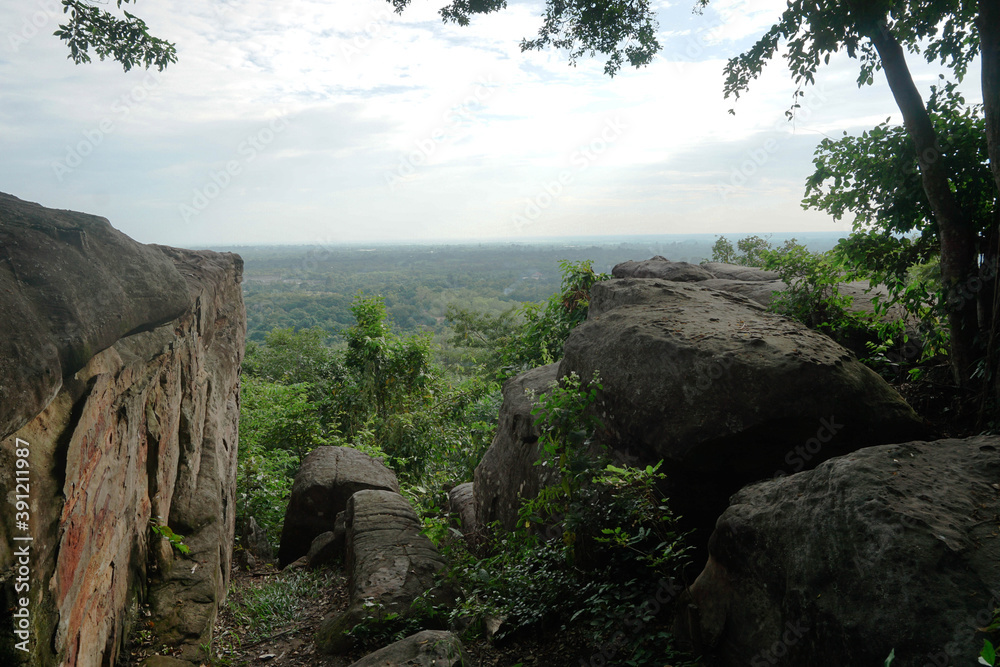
[[390, 0, 660, 76], [449, 259, 609, 381], [150, 518, 189, 555], [225, 569, 327, 637], [55, 0, 177, 71], [428, 373, 694, 665], [711, 235, 774, 267], [982, 640, 997, 666]]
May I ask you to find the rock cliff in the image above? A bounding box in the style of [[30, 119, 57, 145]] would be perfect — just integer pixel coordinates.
[[0, 193, 244, 666]]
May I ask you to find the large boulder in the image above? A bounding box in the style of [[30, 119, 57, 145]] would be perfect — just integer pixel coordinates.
[[699, 261, 780, 282], [317, 490, 452, 654], [348, 630, 470, 667], [558, 278, 928, 533], [681, 436, 1000, 667], [474, 363, 560, 538], [613, 256, 715, 282], [449, 482, 477, 544], [278, 446, 399, 567], [0, 194, 244, 665]]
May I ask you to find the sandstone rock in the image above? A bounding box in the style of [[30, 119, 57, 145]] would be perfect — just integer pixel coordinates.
[[474, 363, 560, 537], [241, 516, 274, 564], [612, 256, 714, 281], [0, 192, 190, 444], [699, 261, 781, 281], [348, 630, 470, 667], [559, 278, 927, 534], [279, 446, 399, 567], [303, 529, 342, 569], [448, 482, 476, 544], [317, 490, 451, 654], [699, 278, 786, 307], [681, 436, 1000, 667], [0, 195, 244, 666]]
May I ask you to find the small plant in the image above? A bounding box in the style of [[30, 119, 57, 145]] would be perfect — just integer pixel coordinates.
[[150, 518, 190, 555]]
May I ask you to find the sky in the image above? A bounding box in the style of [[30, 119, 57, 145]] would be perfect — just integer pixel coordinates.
[[0, 0, 985, 247]]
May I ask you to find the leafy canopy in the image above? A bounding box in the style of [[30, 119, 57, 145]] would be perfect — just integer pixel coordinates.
[[55, 0, 176, 71]]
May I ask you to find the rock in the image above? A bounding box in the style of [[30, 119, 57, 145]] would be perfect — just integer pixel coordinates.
[[473, 363, 561, 538], [681, 436, 1000, 667], [475, 278, 929, 541], [612, 256, 715, 281], [699, 278, 786, 308], [448, 482, 476, 543], [317, 490, 452, 654], [0, 196, 244, 665], [699, 261, 781, 281], [0, 192, 190, 445], [348, 630, 470, 667], [279, 446, 400, 567], [241, 516, 274, 564], [303, 528, 342, 569]]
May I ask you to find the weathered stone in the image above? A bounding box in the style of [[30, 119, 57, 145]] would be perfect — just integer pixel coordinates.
[[700, 261, 781, 281], [240, 516, 274, 564], [699, 278, 786, 307], [559, 278, 927, 534], [348, 630, 470, 667], [0, 192, 191, 443], [612, 256, 714, 281], [448, 482, 476, 544], [473, 363, 560, 537], [681, 436, 1000, 667], [317, 490, 451, 654], [0, 196, 244, 666], [279, 446, 399, 567], [303, 530, 341, 569]]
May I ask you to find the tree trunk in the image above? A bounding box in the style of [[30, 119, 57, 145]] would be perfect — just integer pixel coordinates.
[[981, 0, 1000, 195], [868, 21, 980, 385]]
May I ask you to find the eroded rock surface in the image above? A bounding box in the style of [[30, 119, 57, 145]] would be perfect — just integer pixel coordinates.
[[317, 490, 451, 654], [682, 437, 1000, 667], [279, 446, 400, 567], [0, 194, 244, 666], [348, 630, 470, 667]]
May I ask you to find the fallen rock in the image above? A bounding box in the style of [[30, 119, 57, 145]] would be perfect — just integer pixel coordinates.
[[448, 482, 476, 544], [278, 446, 399, 567], [304, 528, 342, 568], [317, 490, 452, 654], [613, 256, 714, 281], [474, 363, 560, 538], [681, 436, 1000, 667], [348, 630, 470, 667], [240, 516, 274, 564]]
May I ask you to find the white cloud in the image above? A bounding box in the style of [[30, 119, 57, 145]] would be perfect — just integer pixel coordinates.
[[0, 0, 985, 245]]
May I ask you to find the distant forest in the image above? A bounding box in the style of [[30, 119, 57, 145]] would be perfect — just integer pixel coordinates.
[[222, 234, 847, 343]]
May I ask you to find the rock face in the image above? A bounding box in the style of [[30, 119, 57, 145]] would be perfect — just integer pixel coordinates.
[[278, 446, 400, 567], [0, 194, 244, 666], [474, 363, 560, 537], [682, 437, 1000, 667], [613, 256, 715, 282], [317, 490, 451, 654], [348, 630, 470, 667], [448, 482, 476, 544], [475, 278, 928, 539], [562, 278, 927, 532]]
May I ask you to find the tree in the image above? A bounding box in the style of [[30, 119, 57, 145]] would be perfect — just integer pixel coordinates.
[[717, 0, 998, 385], [54, 0, 176, 71]]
